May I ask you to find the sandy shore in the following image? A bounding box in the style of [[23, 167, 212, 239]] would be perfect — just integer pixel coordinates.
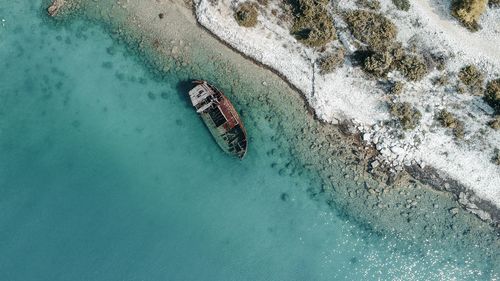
[[48, 0, 499, 261]]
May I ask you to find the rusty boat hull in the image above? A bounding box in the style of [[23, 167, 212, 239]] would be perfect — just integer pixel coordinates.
[[188, 80, 247, 159]]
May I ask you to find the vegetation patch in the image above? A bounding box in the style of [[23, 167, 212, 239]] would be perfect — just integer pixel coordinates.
[[344, 10, 397, 51], [392, 0, 411, 11], [451, 0, 487, 31], [363, 51, 393, 77], [493, 148, 500, 166], [394, 54, 428, 81], [318, 48, 345, 74], [390, 102, 422, 130], [389, 81, 404, 95], [484, 78, 500, 113], [257, 0, 269, 6], [356, 0, 381, 10], [234, 2, 259, 28], [290, 0, 336, 47], [489, 0, 500, 6], [437, 109, 465, 139], [488, 116, 500, 130], [433, 75, 449, 86], [458, 65, 484, 94]]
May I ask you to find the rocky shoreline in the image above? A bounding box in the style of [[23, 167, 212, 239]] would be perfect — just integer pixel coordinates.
[[45, 0, 499, 264]]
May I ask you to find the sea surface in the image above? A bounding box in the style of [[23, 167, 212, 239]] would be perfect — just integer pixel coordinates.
[[0, 1, 498, 280]]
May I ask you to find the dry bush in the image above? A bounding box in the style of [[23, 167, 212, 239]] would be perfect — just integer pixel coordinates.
[[437, 109, 465, 139], [356, 0, 381, 10], [484, 78, 500, 112], [490, 0, 500, 6], [493, 148, 500, 165], [392, 0, 410, 11], [290, 0, 336, 47], [451, 0, 487, 31], [458, 65, 484, 95], [344, 10, 397, 51], [318, 49, 345, 74], [390, 102, 422, 130], [395, 55, 428, 81], [433, 75, 449, 86], [363, 51, 393, 77], [257, 0, 269, 6], [234, 2, 259, 27], [389, 81, 405, 95], [488, 116, 500, 130]]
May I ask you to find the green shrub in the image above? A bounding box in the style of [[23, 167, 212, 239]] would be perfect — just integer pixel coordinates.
[[290, 0, 336, 47], [235, 2, 259, 28], [395, 55, 428, 81], [344, 10, 397, 51], [488, 116, 500, 130], [356, 0, 381, 10], [451, 0, 487, 31], [390, 102, 422, 130], [437, 109, 465, 139], [484, 78, 500, 112], [318, 49, 345, 74], [392, 0, 411, 11], [458, 65, 484, 93]]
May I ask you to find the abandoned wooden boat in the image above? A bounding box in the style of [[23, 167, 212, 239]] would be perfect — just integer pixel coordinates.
[[188, 80, 247, 159]]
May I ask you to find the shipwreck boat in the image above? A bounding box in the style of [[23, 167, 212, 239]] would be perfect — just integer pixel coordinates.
[[188, 80, 247, 159]]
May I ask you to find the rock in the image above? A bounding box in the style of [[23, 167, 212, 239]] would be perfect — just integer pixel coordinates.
[[468, 209, 491, 221], [47, 0, 64, 17], [390, 146, 405, 155], [280, 192, 290, 202], [449, 207, 459, 215], [363, 133, 370, 142]]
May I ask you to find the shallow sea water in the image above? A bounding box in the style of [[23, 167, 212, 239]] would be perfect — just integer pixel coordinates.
[[0, 1, 498, 280]]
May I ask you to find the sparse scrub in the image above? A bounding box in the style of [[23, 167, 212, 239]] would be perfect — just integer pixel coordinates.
[[234, 2, 259, 28], [389, 81, 404, 95], [390, 102, 422, 130], [363, 51, 393, 77], [395, 55, 428, 81], [451, 0, 487, 31], [392, 0, 411, 11], [493, 148, 500, 165], [484, 78, 500, 112], [356, 0, 381, 10], [344, 10, 397, 51], [437, 109, 465, 139], [318, 48, 345, 74], [431, 53, 449, 71], [433, 75, 449, 86], [488, 116, 500, 129], [458, 65, 484, 94], [257, 0, 269, 6], [489, 0, 500, 7], [290, 0, 336, 47]]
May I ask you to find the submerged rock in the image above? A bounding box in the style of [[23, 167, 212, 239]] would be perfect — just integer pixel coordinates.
[[48, 0, 65, 17]]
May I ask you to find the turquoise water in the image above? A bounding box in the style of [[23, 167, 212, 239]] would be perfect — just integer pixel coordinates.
[[0, 1, 498, 280]]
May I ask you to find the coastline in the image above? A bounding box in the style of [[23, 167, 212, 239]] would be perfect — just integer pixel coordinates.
[[47, 0, 499, 267], [193, 9, 500, 225], [191, 0, 500, 223]]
